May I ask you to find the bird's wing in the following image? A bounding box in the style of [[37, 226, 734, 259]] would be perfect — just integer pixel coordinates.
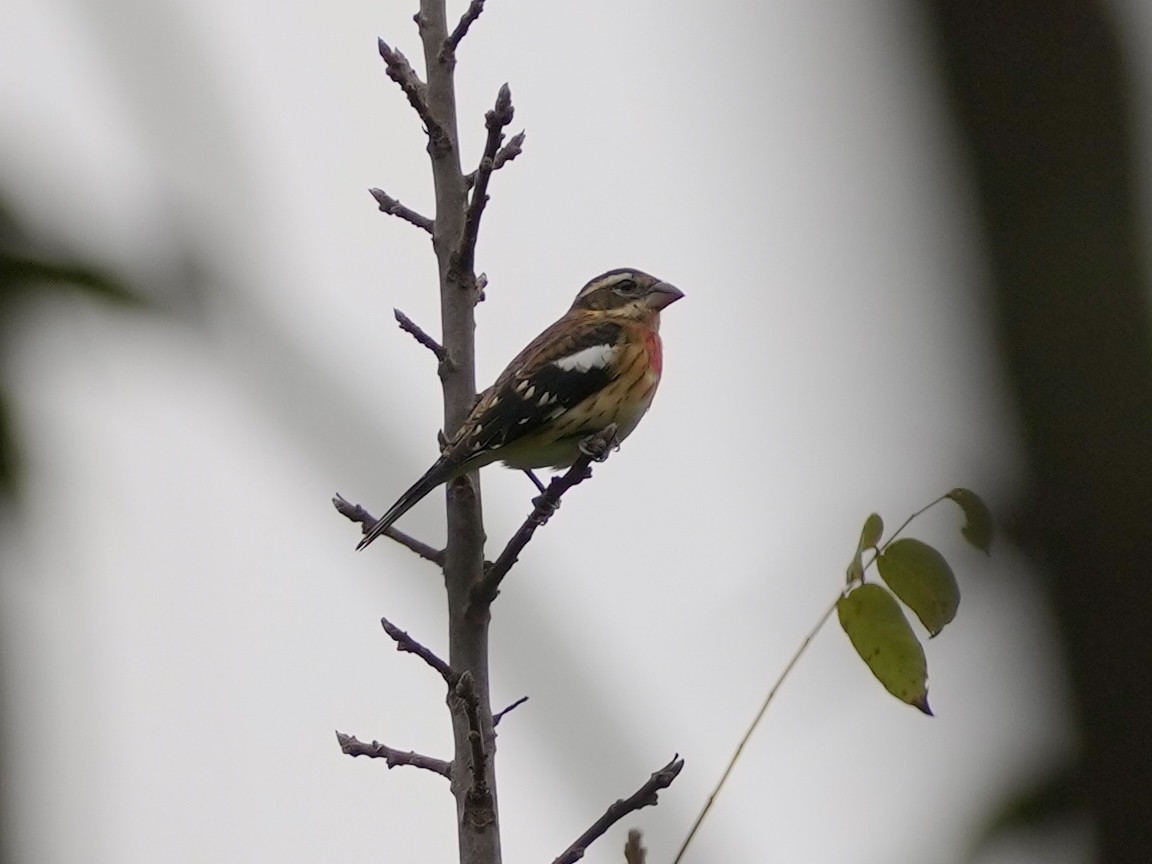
[[450, 314, 627, 457]]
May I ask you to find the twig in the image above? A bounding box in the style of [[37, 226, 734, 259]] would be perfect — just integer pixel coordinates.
[[332, 494, 445, 566], [394, 307, 453, 369], [335, 731, 452, 778], [455, 672, 495, 827], [552, 756, 685, 864], [492, 695, 529, 726], [377, 38, 448, 152], [624, 830, 646, 864], [441, 0, 486, 61], [381, 616, 458, 686], [452, 84, 514, 286], [369, 187, 433, 233], [471, 424, 619, 608], [670, 596, 840, 864], [464, 131, 526, 190]]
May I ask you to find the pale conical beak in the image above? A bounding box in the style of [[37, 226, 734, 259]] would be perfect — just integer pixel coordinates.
[[646, 281, 685, 310]]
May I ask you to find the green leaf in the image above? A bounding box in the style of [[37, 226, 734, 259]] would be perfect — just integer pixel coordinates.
[[847, 512, 884, 584], [877, 538, 960, 637], [837, 583, 931, 714], [947, 487, 993, 554], [859, 512, 884, 552]]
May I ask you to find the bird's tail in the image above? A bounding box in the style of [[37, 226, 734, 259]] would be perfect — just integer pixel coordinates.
[[356, 456, 454, 551]]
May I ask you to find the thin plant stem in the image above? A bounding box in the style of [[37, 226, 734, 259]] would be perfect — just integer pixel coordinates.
[[670, 595, 839, 864], [672, 493, 951, 863], [873, 493, 948, 557]]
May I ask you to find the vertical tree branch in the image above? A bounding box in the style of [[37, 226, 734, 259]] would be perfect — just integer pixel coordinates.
[[415, 2, 501, 863]]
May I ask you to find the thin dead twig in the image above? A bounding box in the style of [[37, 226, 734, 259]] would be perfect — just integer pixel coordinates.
[[381, 616, 457, 686], [394, 307, 453, 370], [441, 0, 486, 61], [369, 187, 433, 233], [377, 38, 448, 152], [492, 695, 529, 726], [464, 131, 526, 190], [552, 756, 685, 864], [332, 494, 445, 566], [453, 84, 514, 287], [335, 731, 452, 778]]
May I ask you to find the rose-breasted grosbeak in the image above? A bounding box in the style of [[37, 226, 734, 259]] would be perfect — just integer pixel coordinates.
[[357, 268, 683, 550]]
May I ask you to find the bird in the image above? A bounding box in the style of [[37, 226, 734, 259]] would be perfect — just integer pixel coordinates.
[[356, 267, 683, 551]]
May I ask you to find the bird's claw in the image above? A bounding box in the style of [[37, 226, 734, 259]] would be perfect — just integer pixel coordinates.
[[578, 423, 620, 462], [531, 493, 560, 518]]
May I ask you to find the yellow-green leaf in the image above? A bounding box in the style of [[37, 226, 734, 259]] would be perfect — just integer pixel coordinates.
[[847, 512, 884, 584], [837, 584, 931, 714], [875, 539, 958, 640], [877, 538, 960, 637], [947, 487, 993, 554], [859, 512, 884, 552]]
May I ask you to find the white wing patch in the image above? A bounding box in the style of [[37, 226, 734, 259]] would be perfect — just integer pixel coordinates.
[[552, 343, 617, 373]]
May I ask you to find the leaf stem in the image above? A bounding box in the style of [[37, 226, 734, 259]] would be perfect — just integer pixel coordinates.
[[861, 493, 950, 575]]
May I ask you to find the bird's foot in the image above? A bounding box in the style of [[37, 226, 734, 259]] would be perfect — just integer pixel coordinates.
[[578, 423, 620, 462], [530, 492, 560, 518]]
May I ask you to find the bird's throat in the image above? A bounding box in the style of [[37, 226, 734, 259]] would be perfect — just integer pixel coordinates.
[[645, 329, 663, 376]]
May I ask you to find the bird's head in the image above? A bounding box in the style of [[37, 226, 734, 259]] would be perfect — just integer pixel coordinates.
[[569, 268, 684, 319]]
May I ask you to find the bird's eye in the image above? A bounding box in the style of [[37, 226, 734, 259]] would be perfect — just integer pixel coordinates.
[[612, 279, 643, 296]]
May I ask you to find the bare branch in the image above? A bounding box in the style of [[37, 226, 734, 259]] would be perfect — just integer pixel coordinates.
[[332, 494, 445, 566], [552, 756, 686, 864], [381, 616, 458, 685], [464, 131, 526, 190], [471, 424, 619, 608], [624, 830, 646, 864], [455, 672, 495, 827], [394, 307, 454, 370], [369, 187, 434, 233], [377, 38, 448, 152], [335, 731, 452, 778], [492, 695, 529, 726], [441, 0, 486, 61], [452, 84, 515, 287]]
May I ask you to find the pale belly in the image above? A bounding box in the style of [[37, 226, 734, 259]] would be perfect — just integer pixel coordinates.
[[498, 367, 660, 470]]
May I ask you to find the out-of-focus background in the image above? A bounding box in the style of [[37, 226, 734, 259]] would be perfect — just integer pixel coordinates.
[[3, 1, 1148, 862]]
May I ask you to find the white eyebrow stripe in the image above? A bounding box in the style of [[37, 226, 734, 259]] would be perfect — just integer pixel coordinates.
[[577, 271, 638, 298], [552, 343, 617, 372]]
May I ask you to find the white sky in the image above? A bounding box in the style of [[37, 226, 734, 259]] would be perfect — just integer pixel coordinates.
[[6, 0, 1139, 861]]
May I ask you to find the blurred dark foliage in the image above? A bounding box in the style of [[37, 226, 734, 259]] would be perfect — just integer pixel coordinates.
[[0, 189, 151, 864], [924, 1, 1152, 861], [0, 193, 145, 498], [967, 762, 1085, 860]]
